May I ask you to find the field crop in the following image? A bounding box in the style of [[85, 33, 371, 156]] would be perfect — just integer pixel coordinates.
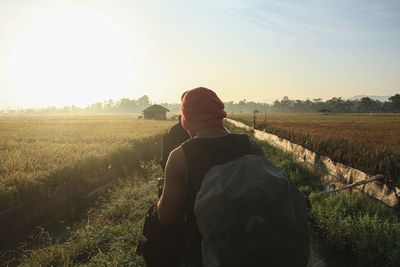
[[4, 117, 399, 266], [0, 116, 174, 210], [230, 113, 400, 181]]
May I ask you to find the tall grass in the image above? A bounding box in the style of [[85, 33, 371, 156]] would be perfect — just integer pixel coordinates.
[[1, 120, 167, 265], [0, 116, 174, 210], [310, 192, 400, 267], [230, 113, 400, 181], [15, 178, 159, 266]]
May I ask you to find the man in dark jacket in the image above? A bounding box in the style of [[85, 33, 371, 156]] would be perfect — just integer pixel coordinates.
[[160, 115, 190, 171]]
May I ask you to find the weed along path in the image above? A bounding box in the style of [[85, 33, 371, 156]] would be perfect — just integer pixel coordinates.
[[226, 121, 400, 267], [0, 144, 162, 266], [7, 172, 160, 266]]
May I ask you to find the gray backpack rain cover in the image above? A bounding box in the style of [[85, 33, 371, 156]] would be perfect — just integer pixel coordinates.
[[194, 155, 310, 267]]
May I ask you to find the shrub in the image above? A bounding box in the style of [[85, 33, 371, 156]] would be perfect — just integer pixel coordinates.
[[310, 192, 400, 266]]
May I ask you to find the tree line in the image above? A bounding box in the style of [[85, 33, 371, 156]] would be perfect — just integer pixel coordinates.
[[266, 94, 400, 113], [2, 94, 399, 115], [227, 94, 400, 113]]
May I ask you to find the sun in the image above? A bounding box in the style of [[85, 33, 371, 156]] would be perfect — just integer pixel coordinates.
[[7, 8, 135, 107]]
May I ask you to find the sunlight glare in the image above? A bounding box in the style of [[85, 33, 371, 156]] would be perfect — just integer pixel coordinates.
[[7, 8, 135, 107]]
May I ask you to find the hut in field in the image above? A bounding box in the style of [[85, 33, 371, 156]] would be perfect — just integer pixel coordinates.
[[142, 104, 169, 120], [318, 108, 332, 114]]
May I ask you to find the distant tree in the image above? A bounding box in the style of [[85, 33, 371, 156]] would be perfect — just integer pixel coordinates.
[[238, 99, 247, 113], [105, 99, 114, 112], [303, 99, 313, 112], [293, 100, 307, 112], [9, 93, 397, 115], [312, 98, 326, 112], [116, 98, 132, 112], [388, 94, 400, 112], [326, 97, 351, 112], [137, 95, 151, 109], [271, 100, 281, 112], [272, 96, 295, 112], [357, 97, 381, 112], [345, 99, 357, 112], [89, 102, 103, 112]]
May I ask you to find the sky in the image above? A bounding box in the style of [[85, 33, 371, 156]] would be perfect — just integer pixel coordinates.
[[0, 0, 399, 108]]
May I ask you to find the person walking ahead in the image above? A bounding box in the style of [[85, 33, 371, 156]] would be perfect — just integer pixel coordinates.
[[160, 115, 190, 171], [157, 87, 263, 266]]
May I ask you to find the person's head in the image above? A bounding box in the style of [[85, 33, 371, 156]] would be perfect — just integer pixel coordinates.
[[180, 87, 227, 137], [178, 91, 188, 125], [181, 90, 188, 100]]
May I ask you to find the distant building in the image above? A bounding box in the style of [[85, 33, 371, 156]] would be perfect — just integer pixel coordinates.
[[142, 104, 169, 120], [318, 108, 332, 114]]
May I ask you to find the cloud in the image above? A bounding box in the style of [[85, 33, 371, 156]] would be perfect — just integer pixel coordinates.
[[201, 0, 400, 40]]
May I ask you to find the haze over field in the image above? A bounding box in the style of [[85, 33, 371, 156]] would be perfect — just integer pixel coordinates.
[[0, 0, 399, 108]]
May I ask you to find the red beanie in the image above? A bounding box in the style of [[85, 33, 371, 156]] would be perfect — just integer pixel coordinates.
[[181, 87, 227, 134]]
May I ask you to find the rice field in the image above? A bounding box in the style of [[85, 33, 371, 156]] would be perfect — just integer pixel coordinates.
[[0, 116, 175, 210], [230, 113, 400, 181], [2, 115, 399, 267]]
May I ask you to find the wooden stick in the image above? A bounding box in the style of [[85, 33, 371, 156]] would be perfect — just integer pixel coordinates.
[[323, 174, 385, 194]]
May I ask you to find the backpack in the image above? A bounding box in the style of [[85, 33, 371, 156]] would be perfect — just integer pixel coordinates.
[[136, 204, 185, 267], [194, 154, 310, 267]]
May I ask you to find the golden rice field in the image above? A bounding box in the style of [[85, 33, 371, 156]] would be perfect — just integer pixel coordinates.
[[230, 113, 400, 181], [0, 116, 175, 210], [1, 115, 399, 267]]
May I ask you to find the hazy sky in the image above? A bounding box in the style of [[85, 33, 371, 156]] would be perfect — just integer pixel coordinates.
[[0, 0, 399, 108]]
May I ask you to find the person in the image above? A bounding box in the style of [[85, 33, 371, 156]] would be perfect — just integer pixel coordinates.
[[157, 87, 264, 266], [160, 114, 190, 171]]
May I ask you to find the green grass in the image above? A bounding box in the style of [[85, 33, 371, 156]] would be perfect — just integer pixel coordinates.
[[16, 178, 158, 266], [226, 122, 323, 196], [310, 192, 400, 267]]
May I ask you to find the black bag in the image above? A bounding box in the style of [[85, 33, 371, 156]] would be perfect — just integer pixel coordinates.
[[137, 204, 185, 267], [195, 155, 310, 267]]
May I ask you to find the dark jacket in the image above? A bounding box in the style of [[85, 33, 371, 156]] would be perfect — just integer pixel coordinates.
[[181, 134, 251, 264], [160, 118, 191, 170]]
